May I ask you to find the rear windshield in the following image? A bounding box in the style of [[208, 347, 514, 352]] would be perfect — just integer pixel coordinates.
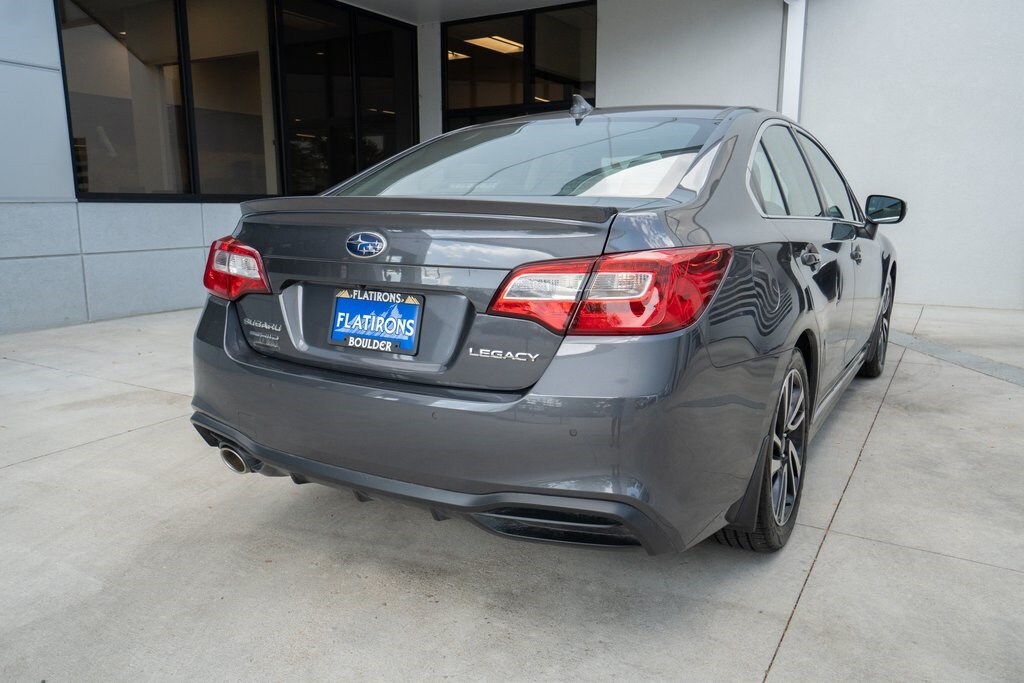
[[332, 117, 715, 199]]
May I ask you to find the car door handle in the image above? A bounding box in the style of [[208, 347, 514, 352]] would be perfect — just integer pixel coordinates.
[[850, 245, 862, 264], [801, 251, 821, 268]]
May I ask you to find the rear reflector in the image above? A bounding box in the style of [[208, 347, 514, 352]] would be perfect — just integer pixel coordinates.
[[488, 246, 731, 335], [203, 237, 271, 301]]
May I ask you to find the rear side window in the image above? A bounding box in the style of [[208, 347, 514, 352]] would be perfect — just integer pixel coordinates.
[[796, 132, 855, 221], [750, 143, 787, 215], [760, 126, 820, 217]]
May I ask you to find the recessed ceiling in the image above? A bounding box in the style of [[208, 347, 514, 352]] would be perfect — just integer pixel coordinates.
[[343, 0, 571, 24]]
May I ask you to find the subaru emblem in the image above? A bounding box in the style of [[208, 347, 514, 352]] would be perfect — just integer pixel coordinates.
[[346, 232, 387, 259]]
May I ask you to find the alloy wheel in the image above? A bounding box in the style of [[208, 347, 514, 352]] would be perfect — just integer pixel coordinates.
[[878, 281, 892, 367], [770, 368, 806, 525]]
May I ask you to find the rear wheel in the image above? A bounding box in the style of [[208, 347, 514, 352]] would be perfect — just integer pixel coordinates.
[[858, 276, 893, 378], [715, 350, 808, 552]]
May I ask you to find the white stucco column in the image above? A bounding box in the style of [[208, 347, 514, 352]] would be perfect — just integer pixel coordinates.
[[779, 0, 806, 120]]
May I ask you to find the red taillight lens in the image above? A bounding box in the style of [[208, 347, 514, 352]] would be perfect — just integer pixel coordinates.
[[571, 246, 732, 335], [203, 237, 271, 301], [488, 257, 596, 333], [488, 246, 731, 335]]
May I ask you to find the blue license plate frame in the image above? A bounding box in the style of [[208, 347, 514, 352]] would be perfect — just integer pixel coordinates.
[[328, 288, 424, 355]]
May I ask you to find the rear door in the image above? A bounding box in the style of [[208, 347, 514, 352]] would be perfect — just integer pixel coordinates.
[[756, 124, 857, 390], [230, 196, 618, 392], [794, 130, 884, 362]]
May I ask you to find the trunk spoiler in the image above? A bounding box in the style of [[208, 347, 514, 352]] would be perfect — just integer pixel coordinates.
[[240, 196, 619, 225]]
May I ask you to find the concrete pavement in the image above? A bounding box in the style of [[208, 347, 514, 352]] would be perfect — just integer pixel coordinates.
[[1, 304, 1021, 681]]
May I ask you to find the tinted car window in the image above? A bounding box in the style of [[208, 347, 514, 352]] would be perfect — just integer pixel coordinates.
[[333, 117, 712, 198], [750, 143, 787, 215], [796, 132, 855, 221], [760, 126, 820, 217]]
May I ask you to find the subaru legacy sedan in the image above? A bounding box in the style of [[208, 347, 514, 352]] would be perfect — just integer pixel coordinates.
[[191, 103, 905, 555]]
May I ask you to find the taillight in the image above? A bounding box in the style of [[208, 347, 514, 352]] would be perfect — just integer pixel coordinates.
[[488, 246, 731, 335], [203, 237, 271, 301], [488, 257, 595, 333], [572, 247, 731, 334]]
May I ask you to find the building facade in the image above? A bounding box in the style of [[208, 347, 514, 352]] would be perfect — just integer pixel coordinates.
[[1, 0, 1022, 333]]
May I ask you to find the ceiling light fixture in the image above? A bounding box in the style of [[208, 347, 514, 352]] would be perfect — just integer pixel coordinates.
[[534, 96, 550, 103], [464, 35, 523, 54], [447, 50, 470, 60]]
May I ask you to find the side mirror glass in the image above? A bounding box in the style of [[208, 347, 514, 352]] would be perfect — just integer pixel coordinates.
[[865, 194, 906, 224]]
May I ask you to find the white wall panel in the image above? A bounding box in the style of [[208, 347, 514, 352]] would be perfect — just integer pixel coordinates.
[[0, 0, 61, 68], [801, 0, 1024, 309], [0, 203, 80, 258], [596, 0, 784, 110], [83, 248, 207, 320], [78, 203, 204, 253], [0, 63, 75, 201], [0, 256, 88, 332]]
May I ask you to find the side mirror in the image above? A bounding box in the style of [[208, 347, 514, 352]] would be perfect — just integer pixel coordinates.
[[865, 194, 906, 224]]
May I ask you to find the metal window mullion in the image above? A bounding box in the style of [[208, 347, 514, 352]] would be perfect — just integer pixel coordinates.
[[351, 10, 363, 171], [522, 12, 534, 107], [267, 0, 286, 195], [174, 0, 201, 196]]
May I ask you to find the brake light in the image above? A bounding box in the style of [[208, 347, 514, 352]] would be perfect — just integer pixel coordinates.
[[572, 247, 731, 334], [203, 237, 271, 300], [488, 246, 731, 335], [488, 257, 595, 333]]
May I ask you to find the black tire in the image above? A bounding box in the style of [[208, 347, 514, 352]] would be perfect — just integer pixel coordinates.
[[858, 276, 893, 378], [715, 349, 809, 552]]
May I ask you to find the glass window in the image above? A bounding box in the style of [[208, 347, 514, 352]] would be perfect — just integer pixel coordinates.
[[334, 117, 712, 198], [185, 0, 277, 195], [357, 16, 416, 168], [280, 0, 355, 194], [446, 16, 525, 110], [58, 0, 417, 197], [58, 0, 190, 194], [796, 132, 855, 221], [750, 143, 787, 216], [760, 126, 821, 217], [442, 3, 596, 131], [534, 6, 596, 104]]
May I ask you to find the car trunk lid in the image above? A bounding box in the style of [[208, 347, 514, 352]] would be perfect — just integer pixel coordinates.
[[230, 196, 623, 392]]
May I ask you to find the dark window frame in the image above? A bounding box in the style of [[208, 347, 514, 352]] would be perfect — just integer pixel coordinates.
[[53, 0, 417, 203], [441, 0, 596, 132], [272, 0, 420, 195]]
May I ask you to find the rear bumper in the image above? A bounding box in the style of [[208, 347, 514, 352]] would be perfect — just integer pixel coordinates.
[[192, 411, 674, 553], [192, 297, 780, 554]]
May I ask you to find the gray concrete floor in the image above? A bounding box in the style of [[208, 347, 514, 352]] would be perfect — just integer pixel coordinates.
[[1, 304, 1022, 681]]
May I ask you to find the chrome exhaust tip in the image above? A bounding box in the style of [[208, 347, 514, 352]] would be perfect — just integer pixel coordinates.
[[219, 445, 253, 474]]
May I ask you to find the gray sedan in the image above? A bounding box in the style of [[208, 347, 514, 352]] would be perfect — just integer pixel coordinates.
[[192, 103, 905, 554]]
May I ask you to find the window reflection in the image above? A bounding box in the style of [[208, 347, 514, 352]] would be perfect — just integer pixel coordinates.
[[59, 0, 190, 194], [446, 17, 525, 109], [281, 0, 356, 194], [534, 6, 596, 104], [186, 0, 277, 195], [358, 16, 415, 167]]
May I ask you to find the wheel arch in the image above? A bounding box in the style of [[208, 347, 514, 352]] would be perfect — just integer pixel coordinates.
[[724, 329, 817, 533]]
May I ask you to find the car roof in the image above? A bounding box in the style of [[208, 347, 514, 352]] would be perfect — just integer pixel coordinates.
[[473, 105, 768, 126]]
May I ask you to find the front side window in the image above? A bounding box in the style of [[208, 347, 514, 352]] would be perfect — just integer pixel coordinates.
[[795, 132, 855, 221], [759, 125, 821, 218], [334, 117, 712, 198]]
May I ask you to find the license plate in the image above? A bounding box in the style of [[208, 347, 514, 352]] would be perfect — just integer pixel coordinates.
[[328, 288, 423, 355]]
